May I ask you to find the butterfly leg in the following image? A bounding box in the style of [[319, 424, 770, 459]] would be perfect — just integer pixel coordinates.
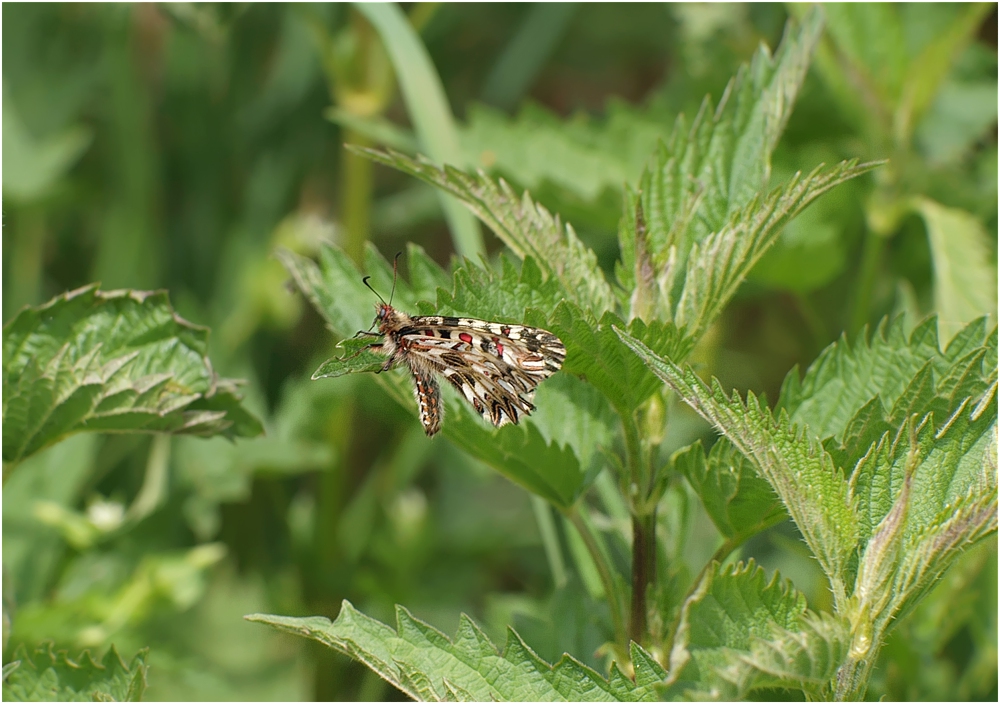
[[342, 341, 383, 362]]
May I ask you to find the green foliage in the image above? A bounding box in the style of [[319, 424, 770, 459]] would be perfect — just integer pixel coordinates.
[[672, 440, 785, 542], [2, 286, 262, 465], [3, 3, 995, 702], [546, 306, 691, 418], [614, 9, 881, 338], [351, 146, 618, 315], [666, 159, 878, 340], [2, 642, 147, 702], [661, 560, 850, 700], [618, 314, 997, 698], [633, 8, 823, 268], [355, 3, 484, 259], [814, 3, 993, 142], [780, 315, 996, 469], [464, 101, 662, 203], [618, 328, 861, 602], [2, 90, 93, 204], [247, 602, 664, 702], [914, 198, 998, 340]]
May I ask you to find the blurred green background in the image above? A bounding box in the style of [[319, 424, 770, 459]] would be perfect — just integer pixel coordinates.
[[3, 3, 997, 701]]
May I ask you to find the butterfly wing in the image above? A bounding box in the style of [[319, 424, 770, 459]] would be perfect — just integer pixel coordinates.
[[399, 317, 565, 429]]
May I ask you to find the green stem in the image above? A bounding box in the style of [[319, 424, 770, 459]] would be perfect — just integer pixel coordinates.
[[8, 206, 45, 319], [531, 496, 567, 589], [629, 510, 656, 646], [125, 434, 171, 523], [621, 412, 644, 502], [849, 228, 885, 337], [341, 128, 374, 266], [834, 653, 875, 701], [620, 409, 657, 645], [565, 504, 626, 647]]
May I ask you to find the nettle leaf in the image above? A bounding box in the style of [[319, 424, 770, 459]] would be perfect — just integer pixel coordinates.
[[462, 101, 665, 205], [312, 339, 385, 379], [850, 381, 997, 639], [617, 328, 859, 603], [2, 642, 147, 702], [527, 373, 619, 481], [661, 560, 846, 700], [277, 243, 424, 339], [442, 387, 594, 509], [781, 316, 995, 472], [619, 8, 879, 333], [405, 241, 455, 303], [247, 601, 664, 702], [671, 159, 879, 340], [623, 7, 824, 289], [736, 611, 851, 696], [542, 303, 692, 417], [2, 286, 263, 465], [350, 145, 617, 315], [672, 439, 786, 542], [434, 254, 569, 322]]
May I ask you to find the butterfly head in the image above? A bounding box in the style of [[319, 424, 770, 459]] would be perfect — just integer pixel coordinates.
[[373, 302, 407, 333], [362, 254, 404, 334]]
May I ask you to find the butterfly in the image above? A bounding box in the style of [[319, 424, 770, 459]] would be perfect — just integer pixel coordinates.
[[355, 262, 566, 437]]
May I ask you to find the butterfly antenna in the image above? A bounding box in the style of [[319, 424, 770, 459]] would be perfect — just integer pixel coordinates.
[[362, 276, 387, 305], [388, 251, 402, 306]]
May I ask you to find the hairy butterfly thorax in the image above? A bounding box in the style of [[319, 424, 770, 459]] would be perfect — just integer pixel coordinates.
[[358, 261, 566, 437]]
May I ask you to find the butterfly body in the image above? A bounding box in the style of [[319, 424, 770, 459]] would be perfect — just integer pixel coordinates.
[[368, 302, 565, 436]]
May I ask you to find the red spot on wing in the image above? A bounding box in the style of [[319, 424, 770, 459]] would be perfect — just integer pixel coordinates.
[[459, 332, 473, 344], [497, 343, 504, 356]]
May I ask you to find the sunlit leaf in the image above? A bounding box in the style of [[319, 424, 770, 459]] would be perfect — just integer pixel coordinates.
[[661, 560, 846, 700], [2, 642, 147, 702], [914, 198, 997, 342], [247, 601, 664, 702], [2, 286, 262, 465]]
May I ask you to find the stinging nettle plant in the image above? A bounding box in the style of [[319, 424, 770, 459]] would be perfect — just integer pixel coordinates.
[[1, 287, 265, 700], [245, 9, 996, 702]]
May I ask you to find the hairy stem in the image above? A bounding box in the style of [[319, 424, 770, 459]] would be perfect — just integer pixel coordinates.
[[834, 652, 875, 701]]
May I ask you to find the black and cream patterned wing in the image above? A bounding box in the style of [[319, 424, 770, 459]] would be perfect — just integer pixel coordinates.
[[399, 318, 565, 430]]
